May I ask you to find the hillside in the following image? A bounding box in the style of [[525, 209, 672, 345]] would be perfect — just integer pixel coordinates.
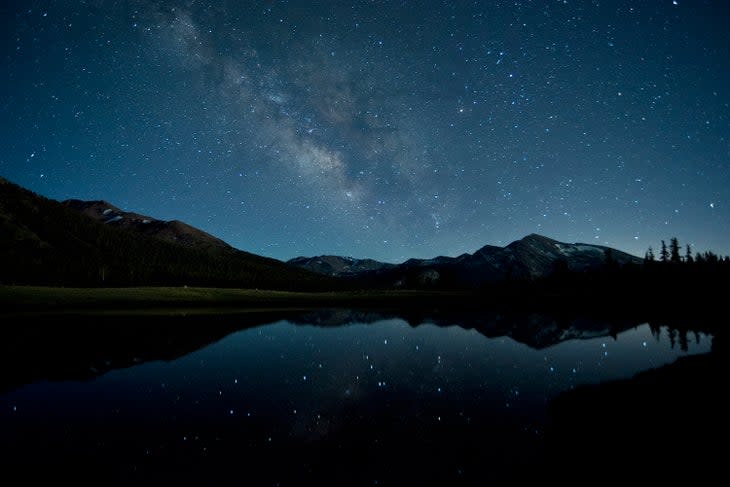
[[0, 177, 330, 289], [63, 199, 233, 253]]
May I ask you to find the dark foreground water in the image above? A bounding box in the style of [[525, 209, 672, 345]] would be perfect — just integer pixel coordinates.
[[0, 310, 712, 485]]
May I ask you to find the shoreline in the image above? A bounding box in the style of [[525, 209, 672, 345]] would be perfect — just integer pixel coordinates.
[[1, 285, 725, 325]]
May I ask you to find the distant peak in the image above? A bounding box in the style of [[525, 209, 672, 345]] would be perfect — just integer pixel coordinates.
[[522, 233, 551, 241], [63, 199, 119, 210]]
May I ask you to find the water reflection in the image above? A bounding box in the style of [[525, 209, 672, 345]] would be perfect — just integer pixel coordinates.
[[0, 310, 714, 484]]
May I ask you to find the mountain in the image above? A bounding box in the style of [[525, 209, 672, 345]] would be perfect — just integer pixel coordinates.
[[0, 175, 643, 291], [289, 233, 642, 288], [0, 176, 330, 289], [286, 255, 395, 276], [63, 199, 232, 253]]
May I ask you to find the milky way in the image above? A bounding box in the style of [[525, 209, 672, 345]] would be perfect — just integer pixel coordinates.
[[2, 1, 729, 262]]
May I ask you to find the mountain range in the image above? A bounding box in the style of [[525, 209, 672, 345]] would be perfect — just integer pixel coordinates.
[[288, 234, 641, 288], [0, 176, 329, 289], [1, 176, 641, 289], [62, 199, 234, 253]]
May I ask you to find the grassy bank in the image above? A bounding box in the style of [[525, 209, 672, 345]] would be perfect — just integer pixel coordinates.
[[0, 285, 475, 313], [2, 285, 727, 327]]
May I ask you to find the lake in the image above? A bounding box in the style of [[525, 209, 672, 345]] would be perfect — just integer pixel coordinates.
[[0, 310, 713, 485]]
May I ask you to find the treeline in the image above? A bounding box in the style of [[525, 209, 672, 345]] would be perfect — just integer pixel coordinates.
[[639, 237, 730, 295], [0, 178, 333, 290], [516, 236, 730, 312], [644, 237, 729, 265]]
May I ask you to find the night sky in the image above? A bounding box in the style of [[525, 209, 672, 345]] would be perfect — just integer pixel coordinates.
[[2, 1, 729, 263]]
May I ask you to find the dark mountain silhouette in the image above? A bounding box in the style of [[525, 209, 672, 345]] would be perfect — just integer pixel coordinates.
[[63, 199, 232, 253], [289, 233, 642, 288], [287, 255, 396, 275], [0, 176, 330, 289], [0, 175, 648, 291]]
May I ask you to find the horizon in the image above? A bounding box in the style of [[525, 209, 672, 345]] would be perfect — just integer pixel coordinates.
[[2, 1, 729, 262], [6, 173, 710, 265]]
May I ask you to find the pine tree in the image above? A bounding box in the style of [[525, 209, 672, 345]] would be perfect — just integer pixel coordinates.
[[644, 246, 655, 262], [685, 244, 693, 263], [660, 240, 669, 262], [669, 237, 681, 263]]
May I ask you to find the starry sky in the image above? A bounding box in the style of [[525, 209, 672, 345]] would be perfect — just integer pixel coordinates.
[[2, 1, 729, 263]]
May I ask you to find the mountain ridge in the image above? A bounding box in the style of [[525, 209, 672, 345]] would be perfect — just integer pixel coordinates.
[[57, 187, 642, 286], [0, 176, 330, 289], [62, 198, 233, 253], [288, 232, 642, 288], [2, 175, 642, 290]]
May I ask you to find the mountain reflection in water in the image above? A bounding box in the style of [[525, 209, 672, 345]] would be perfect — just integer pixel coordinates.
[[0, 309, 716, 484]]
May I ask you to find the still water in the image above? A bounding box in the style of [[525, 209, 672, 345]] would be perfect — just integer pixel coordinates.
[[0, 310, 712, 485]]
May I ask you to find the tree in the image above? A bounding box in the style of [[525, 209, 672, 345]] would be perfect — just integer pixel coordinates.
[[678, 329, 689, 352], [659, 240, 669, 262], [667, 327, 677, 349], [649, 322, 661, 341], [685, 244, 693, 263], [670, 237, 681, 263], [644, 246, 655, 263]]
